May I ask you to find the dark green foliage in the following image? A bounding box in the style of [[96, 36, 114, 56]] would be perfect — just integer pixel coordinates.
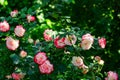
[[0, 0, 120, 79]]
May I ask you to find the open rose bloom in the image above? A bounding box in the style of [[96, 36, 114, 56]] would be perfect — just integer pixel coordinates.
[[98, 37, 106, 48], [54, 36, 66, 48], [39, 60, 54, 74], [0, 21, 10, 32], [81, 33, 94, 50], [43, 29, 54, 41], [6, 37, 19, 50], [27, 15, 35, 22], [71, 56, 84, 67], [64, 35, 77, 45], [14, 25, 25, 37], [20, 50, 27, 58], [34, 52, 47, 65], [105, 71, 118, 80], [10, 10, 18, 17]]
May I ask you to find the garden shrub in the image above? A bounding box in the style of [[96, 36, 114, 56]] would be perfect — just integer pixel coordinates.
[[0, 0, 120, 80]]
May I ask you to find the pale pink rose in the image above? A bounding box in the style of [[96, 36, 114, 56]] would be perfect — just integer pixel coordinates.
[[43, 29, 53, 41], [20, 50, 27, 58], [81, 33, 94, 50], [34, 52, 47, 65], [0, 21, 10, 32], [82, 33, 94, 42], [14, 25, 25, 37], [65, 35, 77, 45], [98, 60, 104, 65], [10, 10, 18, 17], [54, 36, 66, 48], [98, 38, 106, 48], [27, 15, 35, 22], [80, 39, 93, 50], [39, 60, 54, 74], [105, 71, 118, 80], [6, 37, 19, 50], [71, 56, 84, 67], [12, 73, 21, 80]]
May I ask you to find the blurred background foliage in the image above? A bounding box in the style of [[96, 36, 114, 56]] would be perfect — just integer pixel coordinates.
[[0, 0, 120, 79]]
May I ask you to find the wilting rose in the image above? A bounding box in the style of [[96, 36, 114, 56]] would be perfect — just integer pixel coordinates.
[[14, 25, 25, 37], [12, 73, 21, 80], [10, 10, 18, 17], [12, 73, 25, 80], [5, 75, 12, 79], [71, 56, 84, 67], [20, 50, 27, 58], [80, 33, 94, 50], [82, 33, 94, 42], [65, 35, 77, 45], [81, 65, 89, 74], [0, 21, 10, 32], [6, 37, 19, 50], [105, 71, 118, 80], [39, 60, 54, 74], [43, 29, 53, 41], [34, 39, 40, 45], [98, 38, 106, 48], [54, 36, 66, 48], [27, 15, 35, 22], [80, 39, 93, 50], [95, 56, 101, 61], [34, 52, 47, 65]]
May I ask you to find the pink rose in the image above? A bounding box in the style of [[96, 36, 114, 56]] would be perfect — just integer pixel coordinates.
[[43, 29, 53, 41], [14, 25, 25, 37], [98, 38, 106, 48], [27, 15, 35, 22], [34, 52, 47, 65], [39, 60, 54, 74], [54, 36, 66, 48], [10, 10, 18, 17], [65, 35, 77, 45], [20, 50, 27, 58], [80, 39, 93, 50], [12, 73, 21, 80], [0, 20, 10, 32], [105, 71, 118, 80], [71, 56, 84, 67], [82, 33, 94, 42], [81, 33, 94, 50], [6, 37, 19, 50]]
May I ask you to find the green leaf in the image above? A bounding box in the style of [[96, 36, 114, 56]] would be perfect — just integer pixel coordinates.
[[10, 54, 20, 64]]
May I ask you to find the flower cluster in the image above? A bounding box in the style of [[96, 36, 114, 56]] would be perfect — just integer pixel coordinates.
[[42, 29, 108, 75], [0, 10, 35, 51], [43, 29, 106, 50], [34, 52, 54, 74]]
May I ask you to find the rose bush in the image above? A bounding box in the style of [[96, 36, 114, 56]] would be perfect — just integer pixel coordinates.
[[0, 0, 119, 80]]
